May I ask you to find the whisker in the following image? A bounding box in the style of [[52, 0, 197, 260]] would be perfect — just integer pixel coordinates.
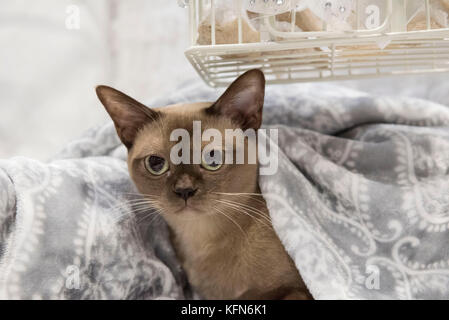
[[108, 199, 161, 210], [215, 199, 272, 229], [213, 192, 265, 197], [110, 207, 153, 223], [108, 199, 162, 224], [213, 206, 248, 242], [112, 206, 162, 224], [120, 192, 161, 198], [213, 192, 266, 206], [137, 210, 163, 224], [107, 203, 160, 217], [214, 200, 272, 230]]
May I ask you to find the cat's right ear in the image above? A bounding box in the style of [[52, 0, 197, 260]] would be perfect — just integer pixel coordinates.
[[206, 69, 265, 130], [96, 86, 159, 149]]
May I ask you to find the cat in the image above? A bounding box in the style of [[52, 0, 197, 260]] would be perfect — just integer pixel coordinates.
[[96, 69, 312, 300]]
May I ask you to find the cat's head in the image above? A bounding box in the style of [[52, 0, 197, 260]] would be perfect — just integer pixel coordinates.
[[96, 70, 265, 218]]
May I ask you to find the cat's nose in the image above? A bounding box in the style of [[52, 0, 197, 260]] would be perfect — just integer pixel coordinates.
[[174, 188, 197, 201]]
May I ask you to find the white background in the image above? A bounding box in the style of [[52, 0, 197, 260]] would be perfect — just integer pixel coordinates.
[[0, 0, 196, 159]]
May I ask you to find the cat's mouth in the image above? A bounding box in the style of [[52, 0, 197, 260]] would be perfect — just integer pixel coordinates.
[[173, 202, 200, 214]]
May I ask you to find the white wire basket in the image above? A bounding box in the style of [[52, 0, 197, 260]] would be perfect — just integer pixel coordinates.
[[182, 0, 449, 87]]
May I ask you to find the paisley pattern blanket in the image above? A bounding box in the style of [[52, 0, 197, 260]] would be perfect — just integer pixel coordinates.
[[1, 82, 449, 299]]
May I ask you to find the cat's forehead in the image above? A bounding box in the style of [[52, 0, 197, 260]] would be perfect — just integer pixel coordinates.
[[155, 102, 212, 114], [154, 101, 233, 132], [130, 102, 235, 158]]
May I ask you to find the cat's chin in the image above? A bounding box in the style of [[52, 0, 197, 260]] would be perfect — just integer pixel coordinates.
[[173, 204, 203, 215]]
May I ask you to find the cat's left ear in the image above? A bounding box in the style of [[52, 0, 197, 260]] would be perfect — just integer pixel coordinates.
[[206, 69, 265, 130]]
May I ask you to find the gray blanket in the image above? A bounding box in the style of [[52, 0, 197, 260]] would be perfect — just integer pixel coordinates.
[[1, 82, 449, 299]]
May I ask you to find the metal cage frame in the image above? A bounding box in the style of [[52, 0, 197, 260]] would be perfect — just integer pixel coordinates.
[[183, 0, 449, 87]]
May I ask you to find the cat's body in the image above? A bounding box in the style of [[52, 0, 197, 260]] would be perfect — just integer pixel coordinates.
[[166, 193, 308, 299], [97, 70, 312, 300]]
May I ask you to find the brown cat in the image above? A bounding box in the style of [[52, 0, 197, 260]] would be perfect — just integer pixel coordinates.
[[96, 69, 312, 300]]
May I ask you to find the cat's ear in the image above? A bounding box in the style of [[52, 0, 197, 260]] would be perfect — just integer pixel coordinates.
[[96, 85, 159, 149], [206, 69, 265, 130]]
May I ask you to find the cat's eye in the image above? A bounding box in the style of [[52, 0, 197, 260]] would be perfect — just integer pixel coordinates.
[[201, 149, 223, 171], [145, 155, 169, 175]]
